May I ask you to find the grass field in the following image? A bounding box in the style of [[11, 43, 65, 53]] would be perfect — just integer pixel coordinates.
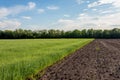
[[0, 39, 93, 80]]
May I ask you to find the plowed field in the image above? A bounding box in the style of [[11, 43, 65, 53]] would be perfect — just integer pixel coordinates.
[[39, 39, 120, 80]]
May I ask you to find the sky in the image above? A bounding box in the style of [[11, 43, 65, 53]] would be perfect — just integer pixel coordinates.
[[0, 0, 120, 30]]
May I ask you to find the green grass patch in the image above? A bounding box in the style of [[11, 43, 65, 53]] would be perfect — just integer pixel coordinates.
[[0, 39, 94, 80]]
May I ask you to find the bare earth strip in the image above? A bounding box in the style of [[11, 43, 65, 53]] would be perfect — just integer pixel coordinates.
[[38, 39, 120, 80]]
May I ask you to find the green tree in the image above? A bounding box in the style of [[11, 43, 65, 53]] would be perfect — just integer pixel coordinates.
[[72, 29, 81, 38]]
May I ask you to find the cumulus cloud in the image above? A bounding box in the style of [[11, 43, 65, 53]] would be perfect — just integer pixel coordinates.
[[47, 6, 59, 10], [0, 2, 36, 18], [57, 19, 80, 30], [28, 2, 36, 9], [88, 0, 120, 8], [0, 20, 21, 30], [54, 13, 120, 30]]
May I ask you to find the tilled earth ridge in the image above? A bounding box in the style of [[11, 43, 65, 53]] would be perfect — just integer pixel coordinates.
[[39, 39, 120, 80]]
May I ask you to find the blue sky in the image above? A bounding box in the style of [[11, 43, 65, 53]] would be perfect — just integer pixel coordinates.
[[0, 0, 120, 30]]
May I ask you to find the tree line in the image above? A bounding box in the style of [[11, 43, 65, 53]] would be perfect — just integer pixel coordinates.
[[0, 28, 120, 39]]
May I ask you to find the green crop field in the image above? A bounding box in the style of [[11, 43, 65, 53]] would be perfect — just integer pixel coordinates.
[[0, 39, 93, 80]]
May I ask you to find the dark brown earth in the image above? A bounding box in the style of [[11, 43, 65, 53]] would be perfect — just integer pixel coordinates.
[[38, 39, 120, 80]]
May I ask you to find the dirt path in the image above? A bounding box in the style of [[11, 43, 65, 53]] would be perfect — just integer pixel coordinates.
[[38, 39, 120, 80]]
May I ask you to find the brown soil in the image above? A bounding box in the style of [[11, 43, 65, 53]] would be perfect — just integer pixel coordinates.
[[38, 39, 120, 80]]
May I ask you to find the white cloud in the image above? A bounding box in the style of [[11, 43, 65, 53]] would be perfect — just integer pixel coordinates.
[[0, 8, 10, 18], [0, 20, 21, 30], [56, 19, 78, 30], [28, 2, 36, 9], [92, 8, 97, 11], [88, 0, 120, 8], [22, 24, 47, 30], [88, 2, 100, 8], [54, 12, 120, 30], [38, 9, 45, 14], [47, 6, 59, 10], [56, 19, 82, 30], [9, 5, 28, 15], [0, 2, 36, 18], [101, 10, 113, 14], [58, 19, 74, 23], [22, 16, 31, 20], [79, 13, 86, 16]]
